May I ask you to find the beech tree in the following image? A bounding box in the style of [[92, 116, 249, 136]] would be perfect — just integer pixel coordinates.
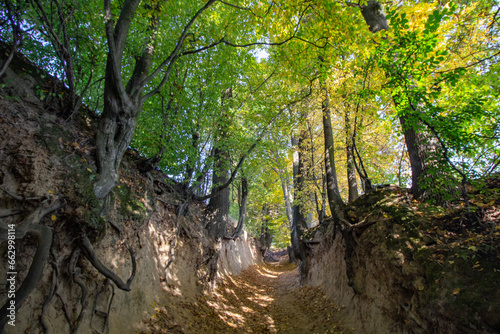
[[94, 0, 219, 198], [2, 1, 499, 331], [206, 87, 232, 238], [291, 132, 309, 269], [378, 1, 500, 201]]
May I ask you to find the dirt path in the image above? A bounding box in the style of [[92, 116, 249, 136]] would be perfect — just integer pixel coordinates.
[[140, 257, 347, 334]]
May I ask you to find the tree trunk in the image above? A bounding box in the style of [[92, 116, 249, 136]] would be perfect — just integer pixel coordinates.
[[0, 0, 23, 78], [360, 0, 389, 33], [314, 175, 327, 225], [396, 96, 442, 199], [259, 206, 272, 256], [291, 136, 304, 258], [207, 150, 230, 239], [282, 174, 293, 229], [400, 115, 426, 197], [231, 177, 248, 239], [94, 61, 139, 199], [322, 85, 344, 212], [273, 152, 293, 228], [207, 88, 232, 239], [95, 0, 218, 199], [291, 132, 310, 278], [183, 129, 200, 189], [94, 0, 151, 199], [345, 109, 359, 202], [352, 132, 373, 193]]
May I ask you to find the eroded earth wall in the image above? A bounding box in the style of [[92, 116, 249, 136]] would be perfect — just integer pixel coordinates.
[[0, 46, 260, 334]]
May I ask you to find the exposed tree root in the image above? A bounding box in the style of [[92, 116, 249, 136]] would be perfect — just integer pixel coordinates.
[[79, 235, 136, 291], [69, 248, 85, 304], [0, 186, 24, 201], [0, 198, 62, 332], [41, 250, 59, 334], [107, 220, 123, 234], [0, 186, 46, 202], [346, 213, 377, 233], [0, 208, 21, 218], [56, 293, 73, 333], [165, 202, 191, 275], [91, 279, 115, 334], [69, 247, 90, 334], [204, 249, 220, 283]]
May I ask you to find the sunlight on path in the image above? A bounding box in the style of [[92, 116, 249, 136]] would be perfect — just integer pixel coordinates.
[[140, 256, 346, 334]]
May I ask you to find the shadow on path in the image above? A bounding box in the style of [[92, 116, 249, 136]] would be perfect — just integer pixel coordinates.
[[140, 255, 347, 333]]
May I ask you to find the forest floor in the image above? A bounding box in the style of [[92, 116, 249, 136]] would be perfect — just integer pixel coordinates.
[[140, 255, 349, 334]]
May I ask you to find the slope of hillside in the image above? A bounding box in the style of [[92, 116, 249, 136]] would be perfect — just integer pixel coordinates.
[[0, 44, 260, 334], [307, 186, 500, 333]]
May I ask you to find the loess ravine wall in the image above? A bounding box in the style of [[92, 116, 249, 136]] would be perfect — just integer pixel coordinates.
[[306, 188, 500, 334], [0, 46, 260, 334]]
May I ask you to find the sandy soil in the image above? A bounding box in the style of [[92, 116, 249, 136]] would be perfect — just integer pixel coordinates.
[[140, 256, 347, 334]]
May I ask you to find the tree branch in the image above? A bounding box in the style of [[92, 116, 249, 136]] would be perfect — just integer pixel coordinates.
[[219, 0, 260, 17], [104, 0, 127, 100], [193, 85, 314, 201], [0, 0, 22, 77], [140, 0, 218, 100]]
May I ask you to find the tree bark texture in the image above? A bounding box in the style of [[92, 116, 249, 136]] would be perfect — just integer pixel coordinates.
[[345, 110, 359, 202], [360, 0, 389, 33], [207, 149, 230, 239], [95, 68, 138, 199], [95, 0, 217, 199], [231, 177, 248, 239], [400, 115, 425, 196], [207, 88, 232, 239], [94, 0, 150, 199], [322, 87, 344, 213], [396, 96, 442, 199], [291, 133, 309, 277], [259, 210, 273, 253], [274, 151, 294, 229]]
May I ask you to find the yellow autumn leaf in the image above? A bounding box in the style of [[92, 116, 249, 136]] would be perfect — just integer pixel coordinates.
[[86, 168, 93, 173], [452, 288, 460, 295], [51, 215, 57, 221], [48, 190, 53, 194]]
